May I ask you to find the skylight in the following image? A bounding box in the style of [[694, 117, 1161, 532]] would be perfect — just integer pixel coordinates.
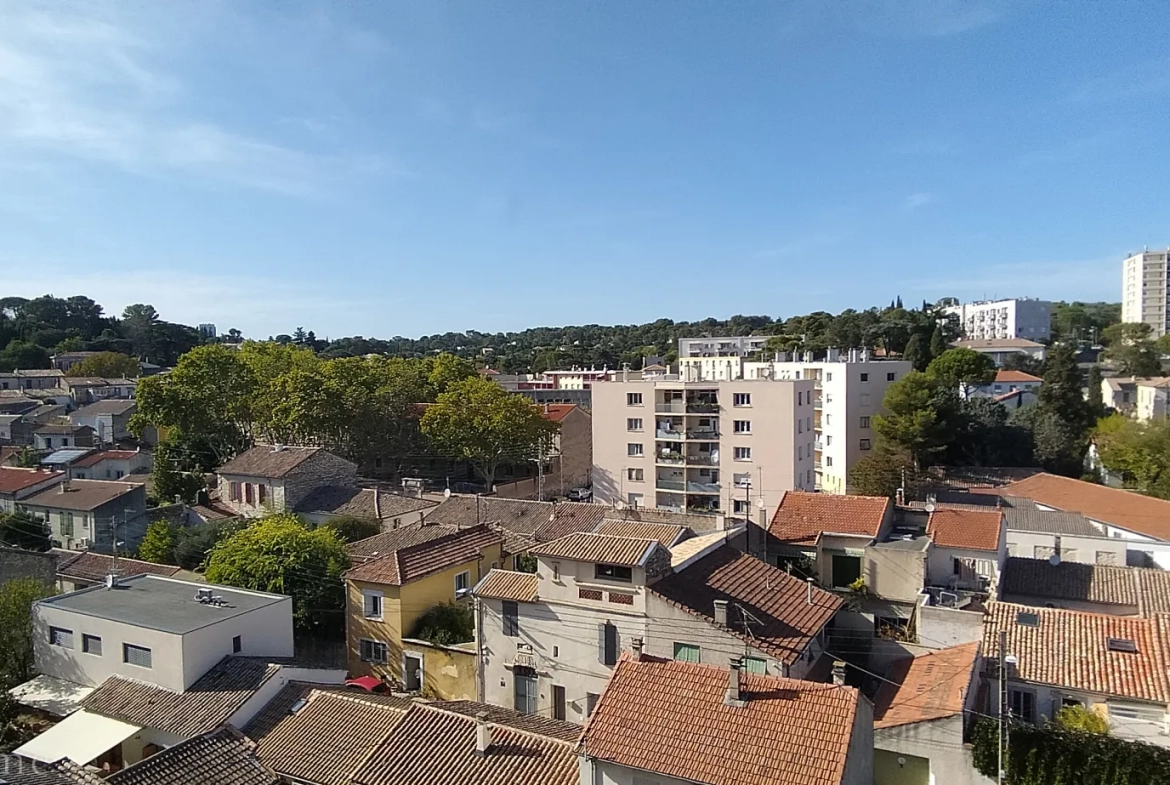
[[1106, 637, 1138, 653], [1016, 612, 1040, 627]]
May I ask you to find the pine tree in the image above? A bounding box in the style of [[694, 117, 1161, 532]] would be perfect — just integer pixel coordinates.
[[1087, 365, 1105, 417], [895, 295, 903, 309], [1039, 343, 1090, 427], [929, 325, 947, 360]]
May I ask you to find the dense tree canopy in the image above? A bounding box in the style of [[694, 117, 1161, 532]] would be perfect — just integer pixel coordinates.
[[0, 510, 50, 552], [65, 351, 140, 379], [1094, 414, 1170, 499], [0, 579, 53, 690]]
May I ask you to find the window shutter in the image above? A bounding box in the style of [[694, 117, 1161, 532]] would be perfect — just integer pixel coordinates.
[[602, 622, 618, 666], [503, 601, 519, 637]]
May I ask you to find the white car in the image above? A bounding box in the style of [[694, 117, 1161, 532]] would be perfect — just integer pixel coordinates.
[[567, 487, 593, 502]]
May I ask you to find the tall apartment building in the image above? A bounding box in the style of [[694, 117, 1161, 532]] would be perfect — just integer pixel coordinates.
[[591, 376, 815, 528], [1122, 249, 1170, 338], [942, 298, 1051, 341]]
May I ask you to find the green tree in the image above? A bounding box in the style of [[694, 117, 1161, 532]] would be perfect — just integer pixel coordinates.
[[1001, 352, 1046, 376], [205, 514, 349, 637], [1055, 704, 1109, 735], [0, 579, 53, 689], [902, 333, 929, 371], [1013, 405, 1087, 477], [1103, 322, 1163, 377], [872, 372, 956, 467], [121, 303, 161, 360], [1093, 414, 1170, 499], [150, 441, 206, 504], [1038, 343, 1092, 430], [0, 340, 50, 372], [408, 602, 475, 645], [65, 351, 140, 379], [13, 448, 39, 469], [926, 347, 996, 396], [421, 376, 560, 489], [173, 518, 242, 571], [426, 353, 478, 396], [1087, 365, 1105, 415], [138, 519, 179, 564], [946, 397, 1034, 468], [318, 515, 381, 543], [848, 448, 922, 498], [929, 325, 948, 360], [0, 510, 50, 552]]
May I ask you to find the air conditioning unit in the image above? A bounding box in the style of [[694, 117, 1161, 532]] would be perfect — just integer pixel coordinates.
[[73, 538, 89, 549]]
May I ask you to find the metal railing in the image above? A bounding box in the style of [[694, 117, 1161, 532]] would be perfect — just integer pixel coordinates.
[[686, 429, 720, 440], [655, 403, 685, 413], [655, 479, 686, 492], [685, 402, 719, 414], [686, 481, 720, 493], [656, 429, 684, 440], [686, 454, 719, 466], [656, 453, 685, 465]]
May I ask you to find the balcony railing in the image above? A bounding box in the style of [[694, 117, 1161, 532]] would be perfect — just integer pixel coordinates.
[[656, 429, 684, 440], [687, 503, 720, 514], [656, 479, 686, 492], [657, 453, 685, 465], [685, 402, 719, 414], [686, 454, 719, 466], [655, 403, 685, 413], [686, 481, 720, 494], [686, 429, 720, 440]]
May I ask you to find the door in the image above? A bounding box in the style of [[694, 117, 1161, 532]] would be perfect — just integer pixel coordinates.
[[553, 685, 566, 721], [514, 667, 537, 715], [403, 653, 423, 692]]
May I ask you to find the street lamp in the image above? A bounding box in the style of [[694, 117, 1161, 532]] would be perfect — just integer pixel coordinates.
[[999, 637, 1018, 785]]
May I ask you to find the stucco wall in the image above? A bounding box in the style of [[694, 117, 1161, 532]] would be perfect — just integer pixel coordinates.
[[875, 716, 992, 785], [1005, 530, 1125, 565], [179, 597, 294, 689], [917, 605, 985, 647], [400, 638, 477, 700], [840, 696, 874, 785]]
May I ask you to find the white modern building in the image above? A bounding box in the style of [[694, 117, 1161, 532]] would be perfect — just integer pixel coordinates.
[[677, 335, 770, 359], [942, 298, 1052, 341], [591, 373, 814, 524], [1122, 248, 1170, 338]]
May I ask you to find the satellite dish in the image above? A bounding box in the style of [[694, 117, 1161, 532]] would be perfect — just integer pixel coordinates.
[[443, 488, 452, 499], [756, 497, 766, 509], [924, 501, 936, 513], [1049, 552, 1061, 566]]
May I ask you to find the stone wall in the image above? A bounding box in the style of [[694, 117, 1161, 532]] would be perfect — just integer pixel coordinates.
[[283, 451, 359, 511], [0, 548, 57, 586]]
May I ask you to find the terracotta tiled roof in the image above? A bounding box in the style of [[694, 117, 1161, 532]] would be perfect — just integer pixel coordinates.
[[55, 551, 180, 583], [423, 496, 605, 543], [594, 520, 690, 548], [473, 569, 539, 602], [20, 479, 141, 512], [982, 603, 1170, 703], [294, 486, 436, 520], [346, 524, 459, 561], [70, 450, 142, 468], [581, 654, 863, 785], [246, 683, 412, 785], [994, 370, 1042, 383], [528, 532, 660, 567], [429, 700, 581, 742], [351, 704, 577, 785], [217, 446, 331, 478], [344, 524, 502, 586], [0, 755, 106, 785], [650, 545, 842, 665], [873, 643, 980, 729], [538, 404, 578, 422], [108, 726, 279, 785], [768, 491, 890, 546], [81, 657, 279, 737], [0, 467, 62, 494], [997, 473, 1170, 541], [926, 508, 1003, 551]]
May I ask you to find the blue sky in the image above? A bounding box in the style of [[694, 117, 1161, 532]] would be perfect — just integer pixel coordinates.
[[1, 1, 1168, 339]]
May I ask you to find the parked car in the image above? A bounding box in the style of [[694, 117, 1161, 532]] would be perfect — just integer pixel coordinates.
[[567, 487, 593, 501], [344, 675, 388, 694]]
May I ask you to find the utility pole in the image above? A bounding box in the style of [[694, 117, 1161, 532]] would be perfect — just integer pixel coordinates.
[[998, 629, 1008, 785], [537, 443, 545, 500]]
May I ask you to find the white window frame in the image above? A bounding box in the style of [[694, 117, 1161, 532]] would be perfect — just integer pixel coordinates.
[[733, 393, 751, 407], [627, 443, 644, 457], [455, 571, 471, 594], [860, 416, 870, 428], [734, 446, 752, 461], [627, 467, 644, 482], [627, 418, 643, 431], [627, 392, 643, 406], [360, 638, 389, 664], [733, 420, 751, 434], [362, 589, 384, 620]]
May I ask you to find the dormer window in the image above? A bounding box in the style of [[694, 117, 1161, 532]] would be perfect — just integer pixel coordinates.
[[595, 564, 633, 583]]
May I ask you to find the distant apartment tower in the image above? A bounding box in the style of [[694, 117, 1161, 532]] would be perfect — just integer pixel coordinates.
[[1122, 249, 1170, 338], [197, 323, 218, 339], [942, 298, 1051, 341], [591, 375, 815, 528]]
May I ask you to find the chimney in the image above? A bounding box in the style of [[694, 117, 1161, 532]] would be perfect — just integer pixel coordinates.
[[104, 573, 118, 590], [630, 636, 644, 656], [806, 576, 814, 605], [475, 712, 492, 757], [713, 599, 729, 627], [724, 657, 745, 707], [895, 487, 905, 507], [831, 660, 847, 686], [59, 479, 71, 494], [373, 488, 381, 519]]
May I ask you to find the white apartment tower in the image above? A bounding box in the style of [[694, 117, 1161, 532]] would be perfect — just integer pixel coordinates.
[[1122, 249, 1170, 338], [942, 298, 1052, 341], [591, 375, 815, 526]]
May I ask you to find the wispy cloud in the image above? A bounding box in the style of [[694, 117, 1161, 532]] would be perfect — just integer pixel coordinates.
[[0, 6, 388, 197], [903, 192, 935, 210]]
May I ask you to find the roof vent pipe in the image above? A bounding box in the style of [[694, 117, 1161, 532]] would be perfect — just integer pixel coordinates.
[[713, 599, 729, 627], [475, 712, 492, 757], [724, 657, 746, 707]]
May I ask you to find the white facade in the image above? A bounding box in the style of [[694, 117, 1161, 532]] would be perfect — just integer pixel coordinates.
[[1122, 249, 1170, 338], [591, 376, 813, 524], [1135, 379, 1170, 421], [677, 335, 770, 358], [943, 298, 1052, 341], [32, 576, 294, 692]]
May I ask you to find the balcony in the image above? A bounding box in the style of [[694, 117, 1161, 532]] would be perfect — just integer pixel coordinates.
[[687, 501, 721, 514], [685, 402, 719, 414], [656, 479, 686, 492], [656, 452, 685, 465], [686, 454, 719, 466], [686, 429, 720, 440], [656, 429, 684, 440], [686, 481, 720, 494], [655, 403, 685, 414]]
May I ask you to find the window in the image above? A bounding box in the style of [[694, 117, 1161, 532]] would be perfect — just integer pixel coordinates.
[[455, 571, 471, 594], [244, 483, 254, 504], [602, 622, 619, 666], [1008, 689, 1036, 723], [733, 420, 751, 434], [1106, 637, 1138, 653], [49, 627, 73, 648], [359, 639, 389, 664], [552, 562, 560, 581], [627, 443, 643, 457], [860, 439, 872, 450], [673, 642, 701, 663], [860, 373, 869, 382], [627, 392, 643, 406], [733, 499, 748, 514], [741, 656, 767, 674], [82, 634, 101, 656], [733, 393, 751, 407], [627, 492, 643, 509], [586, 693, 599, 716], [824, 414, 831, 425], [229, 482, 241, 501], [860, 416, 870, 429], [123, 643, 153, 669], [797, 391, 803, 405], [887, 372, 896, 381], [797, 445, 803, 459], [627, 467, 644, 482], [734, 446, 751, 461], [363, 590, 383, 619], [825, 372, 832, 382], [825, 456, 833, 467], [61, 512, 74, 537], [258, 484, 266, 504], [233, 635, 242, 654], [826, 435, 832, 446], [627, 418, 643, 431], [553, 685, 567, 721], [798, 419, 803, 434], [514, 667, 538, 714], [859, 393, 871, 406], [595, 564, 633, 582], [498, 599, 520, 636], [831, 554, 861, 588]]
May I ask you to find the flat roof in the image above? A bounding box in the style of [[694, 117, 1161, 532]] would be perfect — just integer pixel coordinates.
[[38, 574, 288, 635]]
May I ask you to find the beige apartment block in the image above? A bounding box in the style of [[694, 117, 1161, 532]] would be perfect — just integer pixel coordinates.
[[1122, 249, 1170, 338], [591, 376, 814, 528]]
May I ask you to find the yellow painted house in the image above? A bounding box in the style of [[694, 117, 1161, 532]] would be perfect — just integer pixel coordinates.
[[343, 523, 503, 699]]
